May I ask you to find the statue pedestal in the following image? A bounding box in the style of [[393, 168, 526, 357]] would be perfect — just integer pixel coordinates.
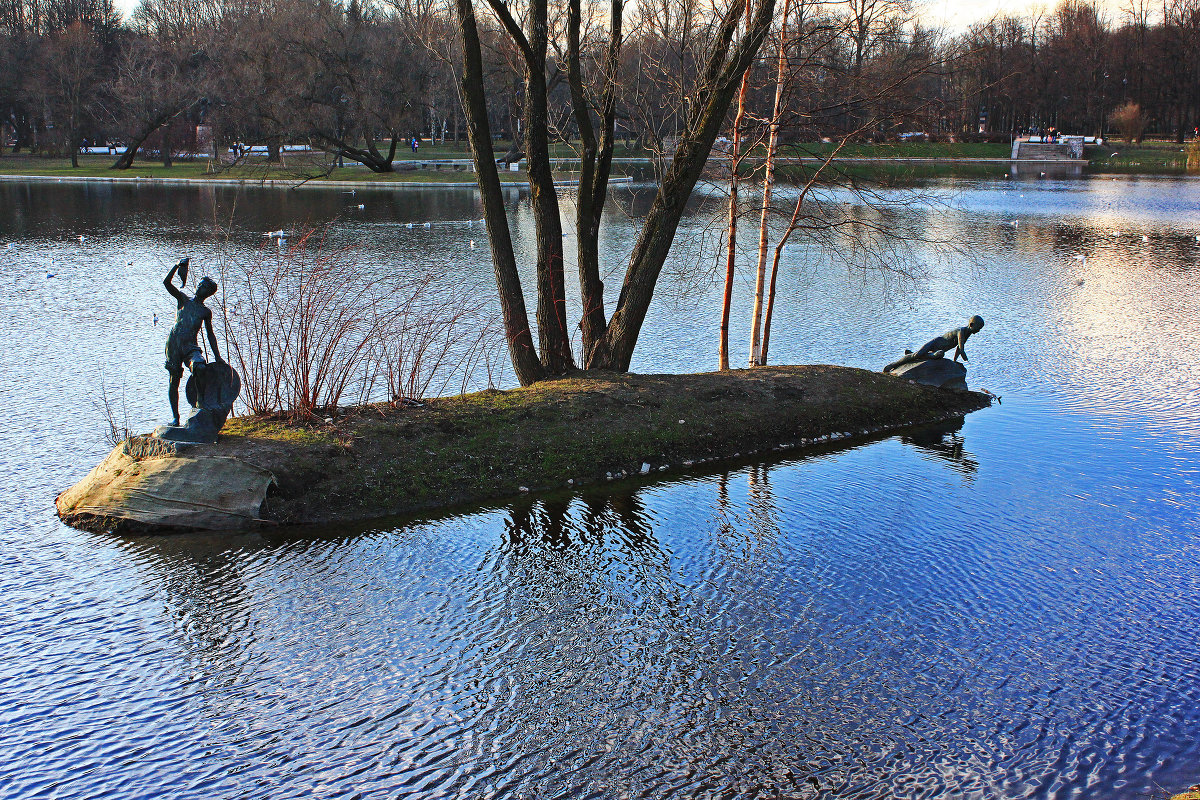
[[56, 436, 275, 532], [886, 357, 968, 390]]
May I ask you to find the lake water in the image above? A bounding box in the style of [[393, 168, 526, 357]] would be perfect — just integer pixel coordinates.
[[2, 174, 1200, 799]]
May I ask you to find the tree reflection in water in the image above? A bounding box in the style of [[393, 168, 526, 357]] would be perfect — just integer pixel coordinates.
[[100, 420, 999, 797]]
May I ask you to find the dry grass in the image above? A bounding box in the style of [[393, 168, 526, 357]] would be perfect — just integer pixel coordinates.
[[215, 227, 505, 419]]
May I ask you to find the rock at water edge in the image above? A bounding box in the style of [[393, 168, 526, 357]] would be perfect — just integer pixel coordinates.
[[886, 357, 968, 390], [56, 437, 275, 532]]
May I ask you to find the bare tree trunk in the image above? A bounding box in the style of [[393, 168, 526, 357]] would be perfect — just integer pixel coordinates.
[[12, 115, 32, 153], [749, 0, 792, 366], [313, 129, 400, 172], [523, 30, 575, 374], [718, 4, 753, 371], [456, 0, 776, 379], [599, 0, 778, 371], [567, 0, 622, 368], [453, 0, 545, 386], [487, 0, 576, 375], [112, 109, 179, 169]]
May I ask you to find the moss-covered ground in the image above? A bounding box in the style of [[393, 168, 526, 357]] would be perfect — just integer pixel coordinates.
[[209, 366, 992, 527]]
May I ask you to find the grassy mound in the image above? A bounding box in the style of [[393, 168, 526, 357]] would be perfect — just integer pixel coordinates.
[[209, 365, 991, 528]]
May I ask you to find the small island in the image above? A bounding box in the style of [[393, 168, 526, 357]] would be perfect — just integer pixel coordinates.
[[56, 365, 991, 533]]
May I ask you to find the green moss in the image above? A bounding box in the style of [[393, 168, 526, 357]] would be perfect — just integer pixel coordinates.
[[223, 416, 337, 446]]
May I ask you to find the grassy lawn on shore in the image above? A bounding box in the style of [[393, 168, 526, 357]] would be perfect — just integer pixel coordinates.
[[775, 141, 1014, 159], [1085, 142, 1194, 172], [4, 139, 1193, 182], [0, 152, 535, 182]]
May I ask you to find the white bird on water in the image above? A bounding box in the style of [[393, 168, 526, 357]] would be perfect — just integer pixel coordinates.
[[1002, 220, 1018, 228], [262, 230, 286, 238], [1073, 253, 1087, 285], [1142, 235, 1150, 242], [356, 204, 365, 209]]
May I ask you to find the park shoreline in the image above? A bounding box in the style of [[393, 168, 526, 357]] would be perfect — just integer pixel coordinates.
[[0, 173, 632, 190], [56, 365, 993, 534]]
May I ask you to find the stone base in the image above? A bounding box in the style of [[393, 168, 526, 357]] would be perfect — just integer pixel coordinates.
[[885, 357, 968, 390], [56, 436, 275, 532], [152, 423, 217, 445]]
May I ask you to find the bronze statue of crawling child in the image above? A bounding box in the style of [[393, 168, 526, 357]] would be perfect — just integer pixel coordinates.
[[884, 316, 984, 374]]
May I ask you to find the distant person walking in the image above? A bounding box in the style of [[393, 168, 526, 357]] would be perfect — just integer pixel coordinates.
[[411, 137, 419, 154]]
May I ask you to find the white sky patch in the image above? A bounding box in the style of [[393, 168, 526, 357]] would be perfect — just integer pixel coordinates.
[[110, 0, 1134, 32], [922, 0, 1135, 32], [922, 0, 1031, 30]]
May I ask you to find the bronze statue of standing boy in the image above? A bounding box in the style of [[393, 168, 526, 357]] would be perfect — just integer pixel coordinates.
[[162, 258, 222, 426]]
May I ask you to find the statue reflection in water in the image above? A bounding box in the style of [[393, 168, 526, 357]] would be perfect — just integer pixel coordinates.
[[113, 532, 262, 676], [900, 416, 979, 479]]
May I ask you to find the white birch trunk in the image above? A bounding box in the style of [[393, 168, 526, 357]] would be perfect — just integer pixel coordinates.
[[717, 6, 754, 372], [753, 0, 794, 365], [748, 0, 792, 367]]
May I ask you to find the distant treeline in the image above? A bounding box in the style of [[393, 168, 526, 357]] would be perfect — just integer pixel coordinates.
[[1, 0, 1197, 171]]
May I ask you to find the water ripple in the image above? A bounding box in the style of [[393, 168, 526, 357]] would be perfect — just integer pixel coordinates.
[[4, 178, 1200, 798]]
